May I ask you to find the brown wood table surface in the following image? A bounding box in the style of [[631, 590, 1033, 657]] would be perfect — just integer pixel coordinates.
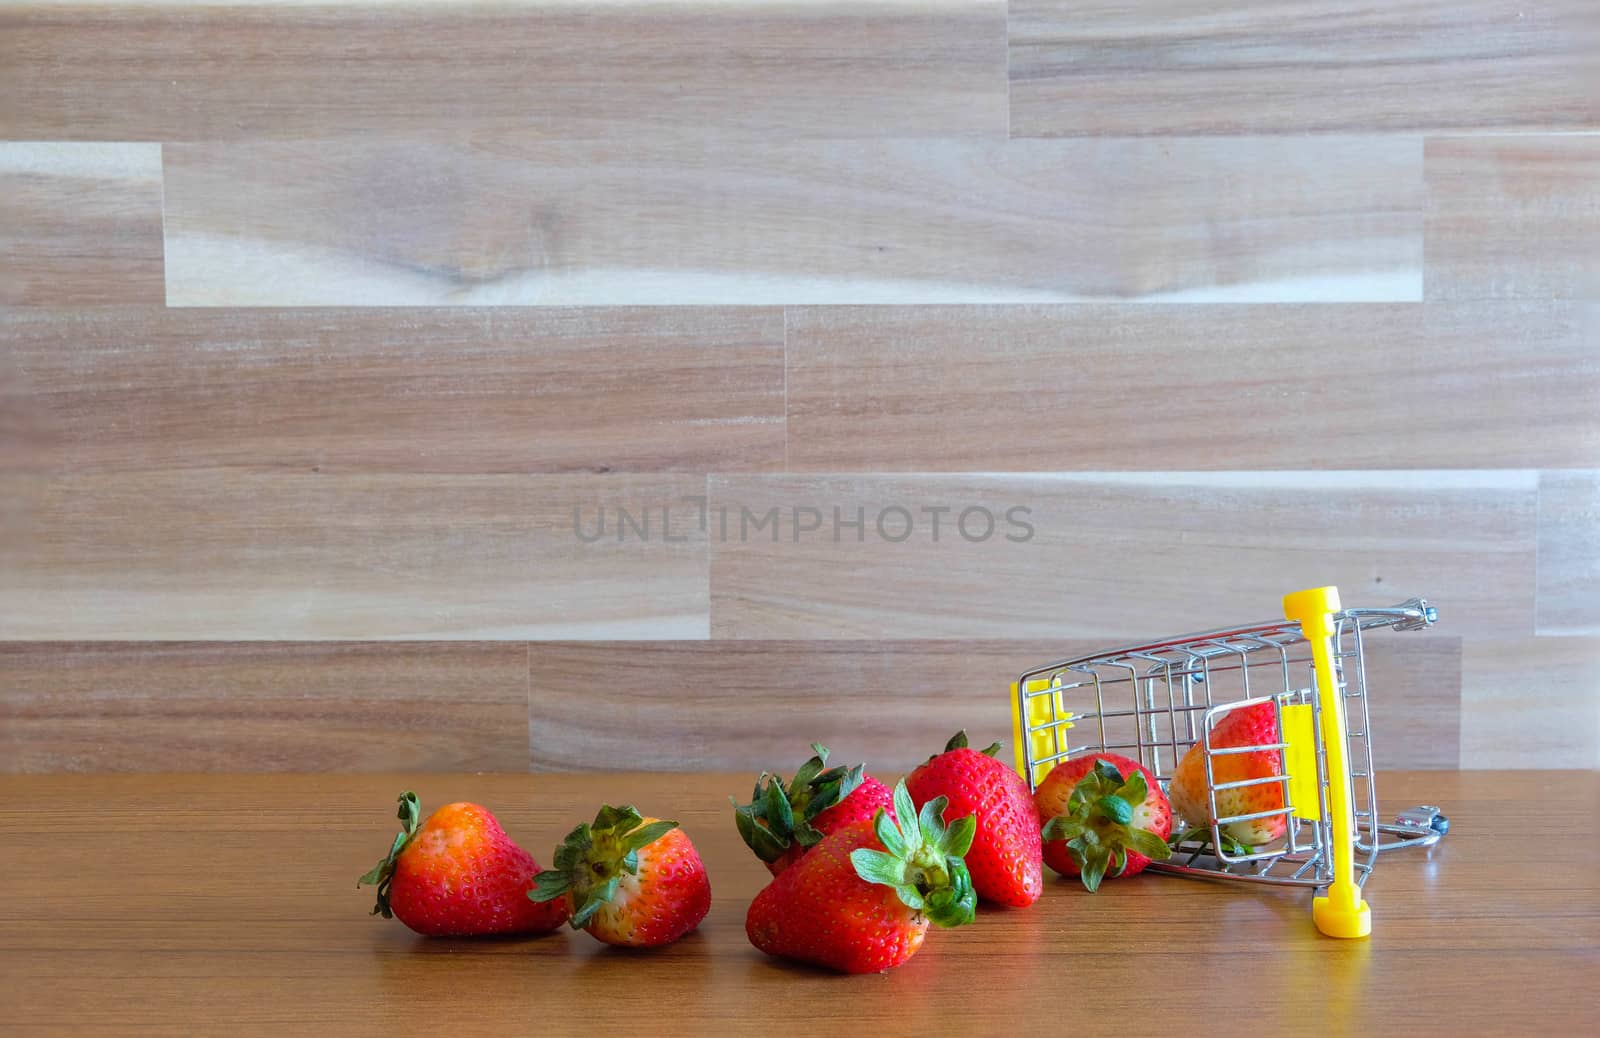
[[2, 771, 1595, 1036]]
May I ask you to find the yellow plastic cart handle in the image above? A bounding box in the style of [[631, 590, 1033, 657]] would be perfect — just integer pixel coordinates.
[[1283, 585, 1372, 939]]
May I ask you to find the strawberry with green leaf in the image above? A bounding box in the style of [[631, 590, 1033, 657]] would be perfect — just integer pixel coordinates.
[[746, 780, 977, 974], [529, 804, 710, 948], [358, 792, 568, 937], [1037, 756, 1173, 891], [905, 731, 1043, 907], [732, 742, 894, 875]]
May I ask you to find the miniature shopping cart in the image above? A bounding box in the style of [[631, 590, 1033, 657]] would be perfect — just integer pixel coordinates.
[[1011, 586, 1448, 938]]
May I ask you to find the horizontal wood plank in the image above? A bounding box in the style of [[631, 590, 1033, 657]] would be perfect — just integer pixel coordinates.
[[1537, 469, 1600, 636], [0, 307, 784, 473], [162, 137, 1421, 306], [0, 142, 164, 306], [1460, 637, 1600, 769], [529, 636, 1460, 773], [0, 473, 708, 640], [1425, 136, 1600, 300], [708, 472, 1537, 640], [0, 1, 1007, 141], [0, 642, 530, 772], [786, 302, 1598, 470], [1009, 1, 1599, 136], [2, 772, 1595, 1035]]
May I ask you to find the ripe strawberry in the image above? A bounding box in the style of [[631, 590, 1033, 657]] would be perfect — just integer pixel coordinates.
[[905, 731, 1043, 908], [746, 780, 976, 974], [1036, 755, 1173, 890], [732, 742, 895, 876], [358, 791, 568, 937], [1169, 700, 1287, 846], [529, 804, 710, 948]]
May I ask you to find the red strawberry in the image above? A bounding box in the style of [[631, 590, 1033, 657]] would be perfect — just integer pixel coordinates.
[[1169, 699, 1287, 846], [358, 791, 568, 937], [529, 804, 710, 948], [1036, 755, 1173, 890], [746, 780, 975, 974], [904, 731, 1043, 908], [732, 742, 895, 875]]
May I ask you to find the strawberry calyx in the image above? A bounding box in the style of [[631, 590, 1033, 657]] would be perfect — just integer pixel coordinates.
[[941, 730, 1004, 759], [528, 804, 678, 929], [1041, 759, 1172, 892], [357, 791, 423, 919], [848, 779, 978, 929], [732, 742, 867, 864]]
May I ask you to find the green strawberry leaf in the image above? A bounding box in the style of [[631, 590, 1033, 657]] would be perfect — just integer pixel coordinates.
[[527, 869, 571, 903], [1041, 817, 1085, 843], [793, 820, 825, 848], [1117, 771, 1149, 807], [764, 781, 794, 835], [791, 745, 829, 790], [943, 814, 977, 859], [893, 783, 921, 855], [849, 848, 908, 888], [945, 731, 969, 752], [1092, 758, 1127, 786], [918, 795, 950, 848], [1080, 852, 1109, 892], [623, 819, 678, 853], [1128, 828, 1173, 861], [874, 806, 907, 859]]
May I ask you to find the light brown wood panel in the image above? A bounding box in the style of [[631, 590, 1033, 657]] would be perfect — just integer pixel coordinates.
[[1460, 638, 1600, 769], [708, 472, 1536, 640], [1538, 469, 1600, 636], [786, 302, 1598, 470], [0, 642, 529, 772], [1009, 1, 1599, 136], [0, 1, 1006, 141], [1426, 137, 1600, 300], [0, 307, 784, 474], [0, 473, 708, 640], [529, 636, 1460, 773], [2, 773, 1596, 1036], [0, 142, 163, 306], [162, 137, 1421, 306]]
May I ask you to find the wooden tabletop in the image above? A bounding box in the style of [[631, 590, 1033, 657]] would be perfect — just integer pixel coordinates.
[[3, 771, 1596, 1036]]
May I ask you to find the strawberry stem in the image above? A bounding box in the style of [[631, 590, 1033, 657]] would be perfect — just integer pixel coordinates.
[[529, 804, 679, 930], [357, 791, 423, 919], [848, 779, 977, 928], [732, 743, 868, 862]]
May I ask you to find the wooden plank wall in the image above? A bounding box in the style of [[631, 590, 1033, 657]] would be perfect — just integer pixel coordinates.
[[1, 1, 1595, 774]]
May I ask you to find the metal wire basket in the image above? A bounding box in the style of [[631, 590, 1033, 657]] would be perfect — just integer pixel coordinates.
[[1011, 586, 1448, 938]]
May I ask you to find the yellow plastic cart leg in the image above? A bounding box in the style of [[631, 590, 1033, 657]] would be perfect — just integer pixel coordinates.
[[1283, 586, 1372, 939]]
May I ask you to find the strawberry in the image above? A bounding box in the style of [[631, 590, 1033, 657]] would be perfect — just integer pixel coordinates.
[[746, 780, 976, 974], [529, 804, 710, 948], [732, 742, 895, 876], [1036, 755, 1173, 890], [358, 791, 568, 937], [1168, 699, 1287, 846], [904, 731, 1043, 908]]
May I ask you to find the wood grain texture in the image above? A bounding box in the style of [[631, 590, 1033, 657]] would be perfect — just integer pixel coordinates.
[[1426, 136, 1600, 301], [2, 772, 1596, 1036], [0, 307, 784, 473], [0, 1, 1007, 141], [528, 636, 1461, 773], [786, 302, 1599, 470], [0, 142, 164, 306], [1538, 469, 1600, 636], [1460, 638, 1600, 769], [162, 137, 1421, 306], [1009, 1, 1600, 136], [0, 473, 708, 640], [0, 642, 529, 772], [708, 472, 1537, 640]]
